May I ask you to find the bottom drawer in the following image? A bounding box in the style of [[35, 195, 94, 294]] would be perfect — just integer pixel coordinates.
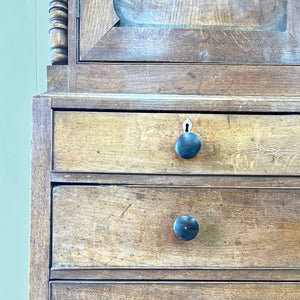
[[50, 282, 300, 299]]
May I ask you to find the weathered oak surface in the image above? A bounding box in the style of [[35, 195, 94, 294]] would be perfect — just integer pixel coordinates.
[[47, 64, 300, 95], [51, 282, 300, 299], [29, 97, 52, 300], [52, 186, 300, 268], [50, 267, 300, 281], [79, 0, 299, 63], [53, 112, 300, 175], [114, 0, 286, 30]]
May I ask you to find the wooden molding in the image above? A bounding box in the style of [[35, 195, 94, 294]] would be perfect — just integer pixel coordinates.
[[49, 0, 68, 65]]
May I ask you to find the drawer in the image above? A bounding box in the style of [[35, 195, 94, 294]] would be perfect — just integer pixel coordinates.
[[53, 112, 300, 175], [51, 282, 300, 299], [52, 186, 300, 269]]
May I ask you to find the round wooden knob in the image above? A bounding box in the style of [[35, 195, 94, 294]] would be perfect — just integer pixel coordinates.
[[175, 132, 201, 159], [173, 216, 199, 241]]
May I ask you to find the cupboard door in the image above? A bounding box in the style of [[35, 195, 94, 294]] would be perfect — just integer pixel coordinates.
[[79, 0, 300, 63]]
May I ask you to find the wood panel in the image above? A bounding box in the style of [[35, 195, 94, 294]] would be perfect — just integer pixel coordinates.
[[52, 186, 300, 268], [47, 64, 300, 95], [84, 28, 300, 63], [51, 172, 300, 189], [29, 96, 52, 300], [79, 0, 299, 63], [53, 112, 300, 175], [50, 93, 300, 113], [50, 267, 300, 281], [80, 0, 119, 58], [114, 0, 287, 30], [51, 282, 300, 299]]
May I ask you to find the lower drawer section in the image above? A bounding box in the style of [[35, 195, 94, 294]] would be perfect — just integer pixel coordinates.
[[50, 282, 300, 299], [52, 186, 300, 269]]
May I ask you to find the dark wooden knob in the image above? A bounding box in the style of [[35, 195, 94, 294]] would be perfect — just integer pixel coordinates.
[[175, 132, 201, 159], [173, 216, 199, 241]]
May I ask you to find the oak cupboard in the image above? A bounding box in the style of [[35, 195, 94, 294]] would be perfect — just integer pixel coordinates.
[[30, 0, 300, 299]]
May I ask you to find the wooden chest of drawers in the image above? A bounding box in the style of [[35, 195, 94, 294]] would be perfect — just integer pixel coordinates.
[[30, 0, 300, 298]]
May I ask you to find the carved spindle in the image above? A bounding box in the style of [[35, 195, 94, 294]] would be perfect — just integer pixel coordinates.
[[49, 0, 68, 65]]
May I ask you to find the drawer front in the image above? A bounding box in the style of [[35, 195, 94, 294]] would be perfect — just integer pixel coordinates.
[[52, 186, 300, 268], [53, 112, 300, 175], [51, 282, 300, 299]]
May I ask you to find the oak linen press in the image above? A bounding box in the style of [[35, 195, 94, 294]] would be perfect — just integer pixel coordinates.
[[30, 0, 300, 299]]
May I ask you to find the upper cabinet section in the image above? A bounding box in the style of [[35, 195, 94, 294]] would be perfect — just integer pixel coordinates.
[[78, 0, 300, 64]]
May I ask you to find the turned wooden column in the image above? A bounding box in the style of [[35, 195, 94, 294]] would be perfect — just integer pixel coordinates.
[[49, 0, 68, 65]]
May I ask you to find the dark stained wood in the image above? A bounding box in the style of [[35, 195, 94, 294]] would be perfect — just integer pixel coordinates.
[[49, 0, 68, 65], [47, 64, 300, 95], [51, 281, 300, 299], [50, 93, 300, 112], [50, 267, 300, 281], [29, 96, 52, 300], [83, 28, 300, 64], [114, 0, 287, 30], [52, 186, 300, 268], [53, 111, 300, 175], [51, 172, 300, 189]]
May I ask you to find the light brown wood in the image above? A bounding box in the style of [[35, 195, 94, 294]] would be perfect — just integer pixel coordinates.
[[50, 93, 300, 112], [114, 0, 286, 30], [29, 96, 52, 300], [84, 28, 299, 64], [51, 172, 300, 189], [53, 111, 300, 175], [50, 282, 300, 299], [47, 64, 300, 95], [50, 267, 300, 281], [52, 186, 300, 268], [80, 0, 119, 58], [49, 0, 68, 64], [79, 0, 299, 64]]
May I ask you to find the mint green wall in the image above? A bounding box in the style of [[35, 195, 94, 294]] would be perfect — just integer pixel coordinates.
[[0, 1, 48, 298]]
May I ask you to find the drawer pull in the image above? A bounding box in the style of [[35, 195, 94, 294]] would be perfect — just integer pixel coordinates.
[[175, 118, 201, 159], [173, 216, 199, 241]]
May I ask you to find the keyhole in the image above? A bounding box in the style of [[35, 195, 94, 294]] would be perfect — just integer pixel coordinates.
[[185, 123, 189, 132]]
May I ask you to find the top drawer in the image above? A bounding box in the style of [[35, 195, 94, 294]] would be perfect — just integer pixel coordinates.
[[53, 111, 300, 175]]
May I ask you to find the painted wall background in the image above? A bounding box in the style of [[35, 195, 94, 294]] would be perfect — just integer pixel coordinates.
[[0, 0, 48, 298]]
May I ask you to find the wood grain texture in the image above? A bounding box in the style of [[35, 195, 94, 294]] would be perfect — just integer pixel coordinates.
[[51, 172, 300, 189], [53, 112, 300, 175], [51, 282, 300, 299], [50, 267, 300, 281], [50, 93, 300, 112], [29, 96, 52, 300], [287, 0, 300, 41], [80, 0, 119, 58], [47, 64, 300, 95], [52, 186, 300, 268], [114, 0, 286, 30], [83, 28, 300, 63], [49, 0, 68, 64]]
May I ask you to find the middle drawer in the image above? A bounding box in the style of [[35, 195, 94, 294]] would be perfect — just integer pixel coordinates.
[[52, 185, 299, 269]]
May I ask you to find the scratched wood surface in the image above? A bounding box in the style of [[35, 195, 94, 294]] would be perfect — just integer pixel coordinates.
[[51, 282, 300, 299], [79, 0, 119, 58], [29, 97, 52, 300], [79, 0, 299, 63], [85, 28, 299, 63], [52, 186, 300, 268], [114, 0, 287, 30], [53, 112, 300, 175], [47, 64, 300, 95]]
